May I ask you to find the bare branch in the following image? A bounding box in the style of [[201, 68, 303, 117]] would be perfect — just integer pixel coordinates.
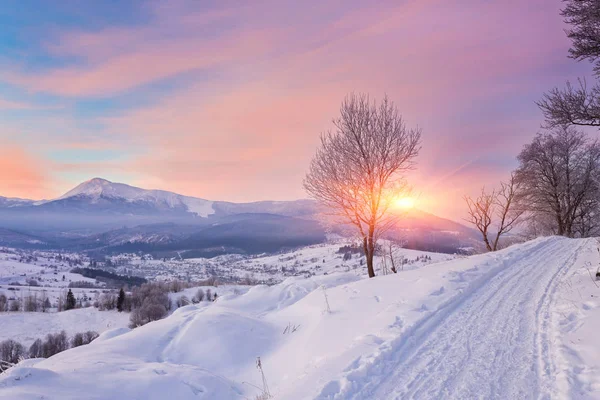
[[537, 79, 600, 128], [464, 188, 495, 252]]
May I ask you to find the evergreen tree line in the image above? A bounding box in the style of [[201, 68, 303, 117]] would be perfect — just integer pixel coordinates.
[[70, 267, 147, 288]]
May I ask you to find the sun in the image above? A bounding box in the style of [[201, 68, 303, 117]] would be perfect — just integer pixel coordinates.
[[394, 196, 416, 209]]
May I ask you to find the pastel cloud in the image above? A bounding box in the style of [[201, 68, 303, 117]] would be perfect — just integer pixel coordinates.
[[0, 0, 588, 219], [0, 145, 52, 199]]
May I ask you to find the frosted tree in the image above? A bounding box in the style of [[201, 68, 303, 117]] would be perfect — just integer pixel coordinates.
[[515, 127, 600, 237], [538, 0, 600, 128], [304, 93, 421, 277]]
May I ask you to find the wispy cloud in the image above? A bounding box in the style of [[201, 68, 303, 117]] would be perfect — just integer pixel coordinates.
[[0, 0, 586, 218]]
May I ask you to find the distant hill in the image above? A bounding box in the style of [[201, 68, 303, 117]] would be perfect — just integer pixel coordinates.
[[0, 178, 478, 255]]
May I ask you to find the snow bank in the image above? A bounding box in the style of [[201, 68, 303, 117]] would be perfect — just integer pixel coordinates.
[[1, 237, 597, 399]]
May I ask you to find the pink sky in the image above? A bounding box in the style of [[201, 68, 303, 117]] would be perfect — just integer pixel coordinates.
[[0, 0, 593, 219]]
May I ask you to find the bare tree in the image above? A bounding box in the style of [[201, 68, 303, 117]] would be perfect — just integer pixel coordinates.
[[382, 240, 404, 274], [304, 93, 421, 277], [0, 293, 7, 312], [40, 290, 49, 312], [538, 1, 600, 128], [492, 174, 524, 250], [464, 188, 496, 252], [41, 331, 69, 358], [464, 174, 523, 252], [563, 0, 600, 74], [0, 339, 24, 366], [515, 127, 600, 237]]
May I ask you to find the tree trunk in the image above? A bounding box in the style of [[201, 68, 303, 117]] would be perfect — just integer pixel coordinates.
[[557, 216, 565, 236], [365, 224, 376, 278], [482, 230, 493, 252], [492, 234, 499, 252]]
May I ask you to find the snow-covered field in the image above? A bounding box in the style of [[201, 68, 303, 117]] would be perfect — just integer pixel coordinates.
[[0, 248, 93, 288], [0, 308, 129, 347], [108, 241, 454, 284], [1, 236, 598, 399]]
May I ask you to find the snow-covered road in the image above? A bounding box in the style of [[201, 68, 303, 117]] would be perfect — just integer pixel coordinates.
[[347, 237, 589, 399]]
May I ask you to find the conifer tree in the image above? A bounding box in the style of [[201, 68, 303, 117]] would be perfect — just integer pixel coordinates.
[[65, 289, 76, 310], [117, 288, 125, 312]]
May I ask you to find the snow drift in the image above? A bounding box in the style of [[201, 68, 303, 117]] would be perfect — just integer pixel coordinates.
[[1, 237, 598, 399]]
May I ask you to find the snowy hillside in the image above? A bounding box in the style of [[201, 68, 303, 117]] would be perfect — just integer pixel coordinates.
[[112, 241, 453, 284], [1, 237, 599, 399], [0, 197, 34, 208]]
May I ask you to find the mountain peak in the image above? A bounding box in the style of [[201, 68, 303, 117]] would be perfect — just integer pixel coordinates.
[[87, 177, 112, 184], [54, 178, 216, 217], [58, 177, 125, 200]]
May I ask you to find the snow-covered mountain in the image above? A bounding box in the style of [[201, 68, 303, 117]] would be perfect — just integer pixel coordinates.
[[0, 178, 317, 219], [55, 178, 215, 217], [0, 196, 35, 208], [0, 178, 478, 255]]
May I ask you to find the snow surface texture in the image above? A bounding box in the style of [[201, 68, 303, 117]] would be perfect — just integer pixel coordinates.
[[1, 237, 599, 399], [58, 178, 215, 217]]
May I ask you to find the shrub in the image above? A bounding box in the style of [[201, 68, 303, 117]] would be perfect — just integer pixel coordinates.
[[98, 293, 117, 311], [29, 339, 43, 358], [23, 294, 39, 312], [71, 331, 99, 348], [9, 300, 20, 312], [169, 280, 183, 293], [84, 331, 99, 344], [42, 331, 69, 358], [129, 302, 168, 328], [192, 288, 204, 303], [0, 339, 25, 364], [130, 282, 170, 310], [176, 295, 190, 308]]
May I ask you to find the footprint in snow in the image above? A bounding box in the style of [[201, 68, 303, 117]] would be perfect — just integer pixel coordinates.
[[582, 301, 596, 310], [182, 381, 205, 395], [429, 286, 445, 296], [413, 303, 429, 312], [389, 316, 404, 330]]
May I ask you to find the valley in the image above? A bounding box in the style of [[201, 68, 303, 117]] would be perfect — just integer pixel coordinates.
[[0, 178, 479, 258]]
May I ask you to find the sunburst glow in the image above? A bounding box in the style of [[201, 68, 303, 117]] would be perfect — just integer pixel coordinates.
[[394, 196, 416, 209]]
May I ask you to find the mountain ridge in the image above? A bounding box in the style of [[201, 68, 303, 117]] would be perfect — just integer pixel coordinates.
[[0, 178, 478, 255]]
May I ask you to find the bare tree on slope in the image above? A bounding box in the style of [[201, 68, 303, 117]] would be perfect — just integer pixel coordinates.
[[304, 93, 421, 277], [464, 173, 523, 252]]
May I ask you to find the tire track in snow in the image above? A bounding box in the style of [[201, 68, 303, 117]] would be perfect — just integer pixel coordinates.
[[316, 237, 585, 400]]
